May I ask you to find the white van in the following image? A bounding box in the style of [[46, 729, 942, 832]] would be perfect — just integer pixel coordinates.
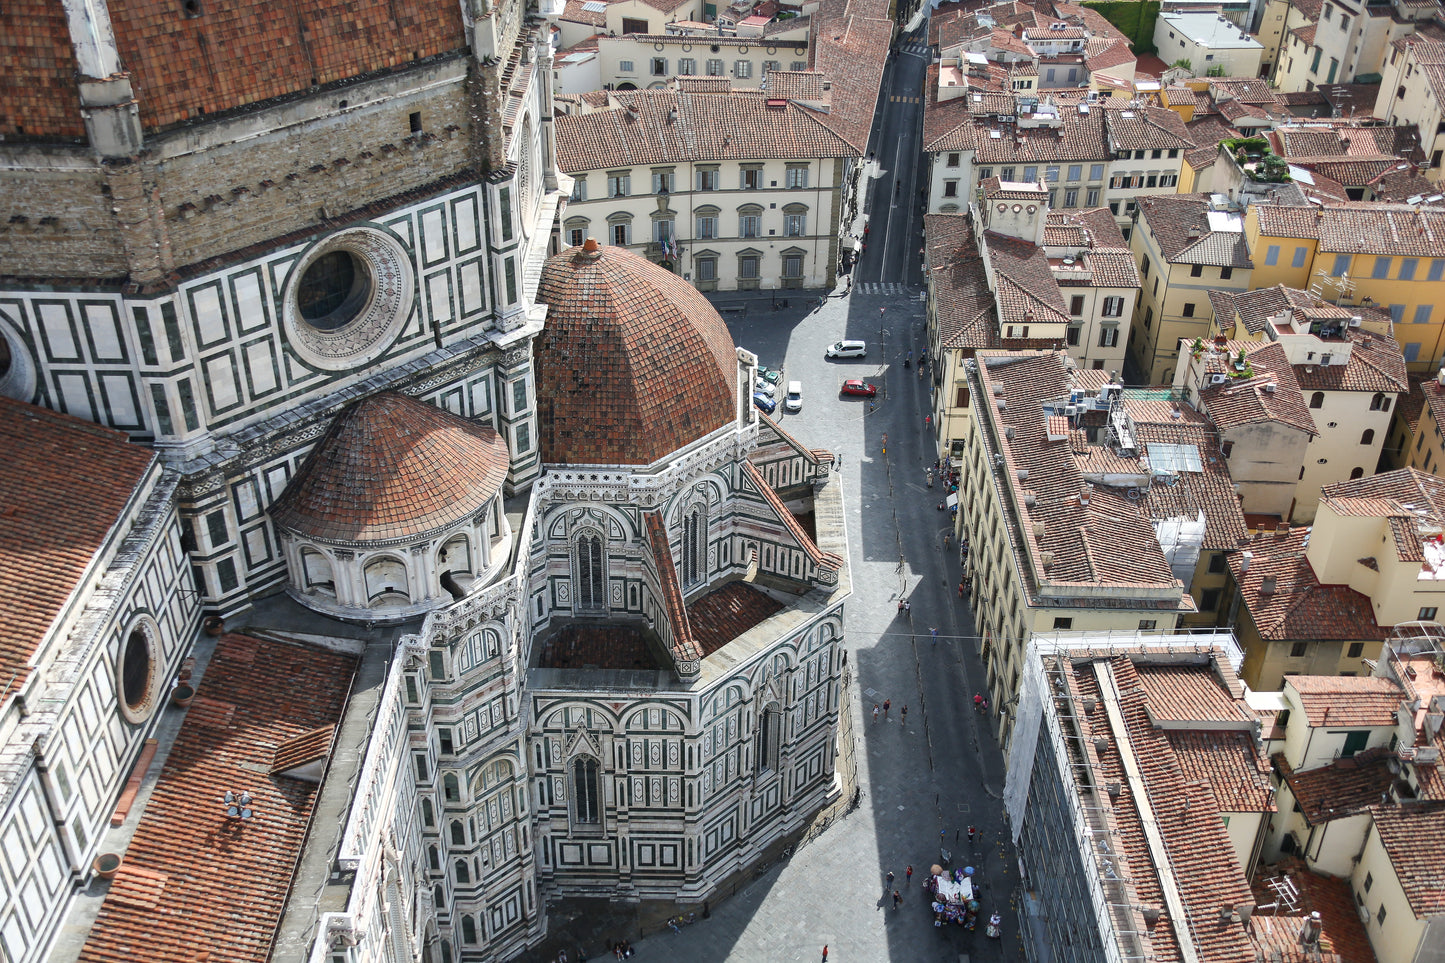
[[826, 340, 867, 359], [784, 381, 803, 412]]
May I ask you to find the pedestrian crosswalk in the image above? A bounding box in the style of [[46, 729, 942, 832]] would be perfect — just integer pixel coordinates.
[[900, 42, 930, 56], [888, 94, 921, 103], [855, 282, 912, 295]]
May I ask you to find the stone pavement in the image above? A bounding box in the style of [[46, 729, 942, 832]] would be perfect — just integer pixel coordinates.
[[545, 289, 1025, 962]]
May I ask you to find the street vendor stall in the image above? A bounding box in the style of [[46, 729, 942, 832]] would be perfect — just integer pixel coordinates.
[[926, 869, 978, 928]]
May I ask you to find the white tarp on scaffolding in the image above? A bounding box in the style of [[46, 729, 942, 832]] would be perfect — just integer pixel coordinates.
[[1153, 511, 1207, 585]]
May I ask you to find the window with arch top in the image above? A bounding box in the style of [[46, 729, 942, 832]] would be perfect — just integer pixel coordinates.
[[683, 505, 706, 587], [1309, 391, 1325, 409], [574, 532, 606, 612], [756, 703, 782, 773], [571, 756, 601, 824]]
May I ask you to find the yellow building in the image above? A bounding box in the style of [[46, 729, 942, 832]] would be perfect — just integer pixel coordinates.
[[960, 350, 1209, 743], [1404, 376, 1445, 476], [1376, 35, 1445, 176], [1208, 285, 1407, 522], [1244, 201, 1445, 371], [1261, 628, 1445, 963], [1224, 467, 1445, 689], [1129, 193, 1255, 384]]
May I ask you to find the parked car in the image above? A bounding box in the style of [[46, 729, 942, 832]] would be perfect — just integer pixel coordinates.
[[784, 380, 803, 413], [753, 392, 778, 414], [825, 340, 867, 359], [759, 365, 783, 383], [754, 379, 776, 397], [840, 379, 878, 397]]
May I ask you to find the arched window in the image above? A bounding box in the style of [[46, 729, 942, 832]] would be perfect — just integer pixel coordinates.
[[461, 916, 478, 945], [450, 820, 466, 846], [738, 204, 763, 238], [574, 532, 606, 613], [454, 859, 470, 884], [1370, 392, 1390, 411], [300, 548, 335, 596], [434, 884, 446, 909], [1309, 392, 1325, 409], [1350, 467, 1365, 479], [683, 505, 706, 587], [421, 797, 435, 828], [363, 555, 410, 602], [571, 756, 601, 824], [756, 703, 782, 773], [564, 216, 591, 248], [782, 203, 808, 237], [443, 773, 461, 802], [606, 211, 634, 247], [1361, 428, 1375, 445], [428, 845, 441, 871]]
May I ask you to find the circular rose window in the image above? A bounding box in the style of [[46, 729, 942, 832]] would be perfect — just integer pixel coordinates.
[[282, 228, 415, 371], [1026, 205, 1037, 214]]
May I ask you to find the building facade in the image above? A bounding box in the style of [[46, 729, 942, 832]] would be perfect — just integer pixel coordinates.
[[556, 83, 860, 291]]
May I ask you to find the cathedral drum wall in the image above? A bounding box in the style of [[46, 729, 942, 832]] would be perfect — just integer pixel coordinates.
[[0, 145, 130, 279], [150, 58, 479, 271]]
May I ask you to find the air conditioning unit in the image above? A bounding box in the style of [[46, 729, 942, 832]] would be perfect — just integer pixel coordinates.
[[1349, 315, 1363, 327], [1210, 372, 1228, 385], [1064, 404, 1080, 417]]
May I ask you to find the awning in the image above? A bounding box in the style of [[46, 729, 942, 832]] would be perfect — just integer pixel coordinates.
[[946, 493, 958, 508]]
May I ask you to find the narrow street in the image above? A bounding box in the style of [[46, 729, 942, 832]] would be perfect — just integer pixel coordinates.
[[855, 26, 932, 289]]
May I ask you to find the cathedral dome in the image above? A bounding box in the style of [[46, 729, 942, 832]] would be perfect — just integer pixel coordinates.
[[270, 392, 509, 544], [536, 240, 738, 465]]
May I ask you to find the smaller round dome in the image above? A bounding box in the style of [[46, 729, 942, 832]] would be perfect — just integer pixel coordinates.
[[270, 392, 509, 544], [536, 240, 738, 465]]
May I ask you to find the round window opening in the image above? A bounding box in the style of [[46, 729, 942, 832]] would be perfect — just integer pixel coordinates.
[[121, 629, 153, 711], [297, 250, 373, 331]]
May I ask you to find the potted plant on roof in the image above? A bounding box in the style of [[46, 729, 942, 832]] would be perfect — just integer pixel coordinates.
[[202, 614, 224, 637], [1190, 337, 1205, 360], [93, 852, 122, 880]]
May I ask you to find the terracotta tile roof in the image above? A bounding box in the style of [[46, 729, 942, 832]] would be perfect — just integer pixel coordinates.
[[765, 70, 829, 102], [107, 0, 467, 131], [560, 0, 609, 25], [1295, 167, 1353, 205], [269, 725, 337, 776], [923, 75, 983, 153], [1227, 529, 1385, 642], [1370, 801, 1445, 917], [1137, 193, 1253, 268], [1369, 167, 1441, 203], [978, 352, 1181, 591], [981, 177, 1048, 200], [687, 581, 786, 656], [1211, 284, 1300, 336], [0, 1, 84, 138], [803, 0, 891, 151], [1209, 78, 1283, 106], [1309, 158, 1401, 188], [1319, 468, 1445, 563], [77, 635, 357, 963], [536, 623, 665, 670], [1196, 340, 1317, 436], [536, 242, 738, 465], [269, 392, 509, 543], [554, 87, 859, 171], [1070, 656, 1259, 962], [0, 397, 155, 695], [983, 231, 1073, 329], [972, 104, 1111, 163], [1293, 22, 1319, 46], [1134, 661, 1253, 724], [1129, 418, 1249, 551], [1168, 730, 1276, 813], [1276, 748, 1397, 824], [1084, 36, 1135, 73], [924, 213, 1000, 351], [1312, 204, 1445, 256], [1103, 104, 1195, 153], [1397, 376, 1429, 435], [1292, 327, 1408, 396], [1248, 857, 1377, 963], [1254, 203, 1325, 239]]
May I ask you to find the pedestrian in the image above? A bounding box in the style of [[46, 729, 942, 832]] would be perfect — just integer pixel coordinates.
[[883, 699, 891, 719], [887, 870, 895, 886], [837, 450, 843, 468], [906, 865, 914, 885], [974, 693, 984, 710], [943, 532, 951, 550], [873, 703, 880, 723], [901, 705, 908, 725], [925, 414, 932, 428], [822, 946, 828, 962], [958, 580, 966, 598], [968, 825, 977, 843], [893, 890, 902, 909], [930, 627, 938, 645], [927, 468, 934, 488]]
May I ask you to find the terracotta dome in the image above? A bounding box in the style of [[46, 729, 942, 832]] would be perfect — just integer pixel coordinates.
[[270, 392, 509, 543], [535, 241, 738, 465]]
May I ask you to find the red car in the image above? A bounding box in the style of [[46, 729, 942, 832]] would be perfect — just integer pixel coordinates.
[[840, 379, 878, 398]]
